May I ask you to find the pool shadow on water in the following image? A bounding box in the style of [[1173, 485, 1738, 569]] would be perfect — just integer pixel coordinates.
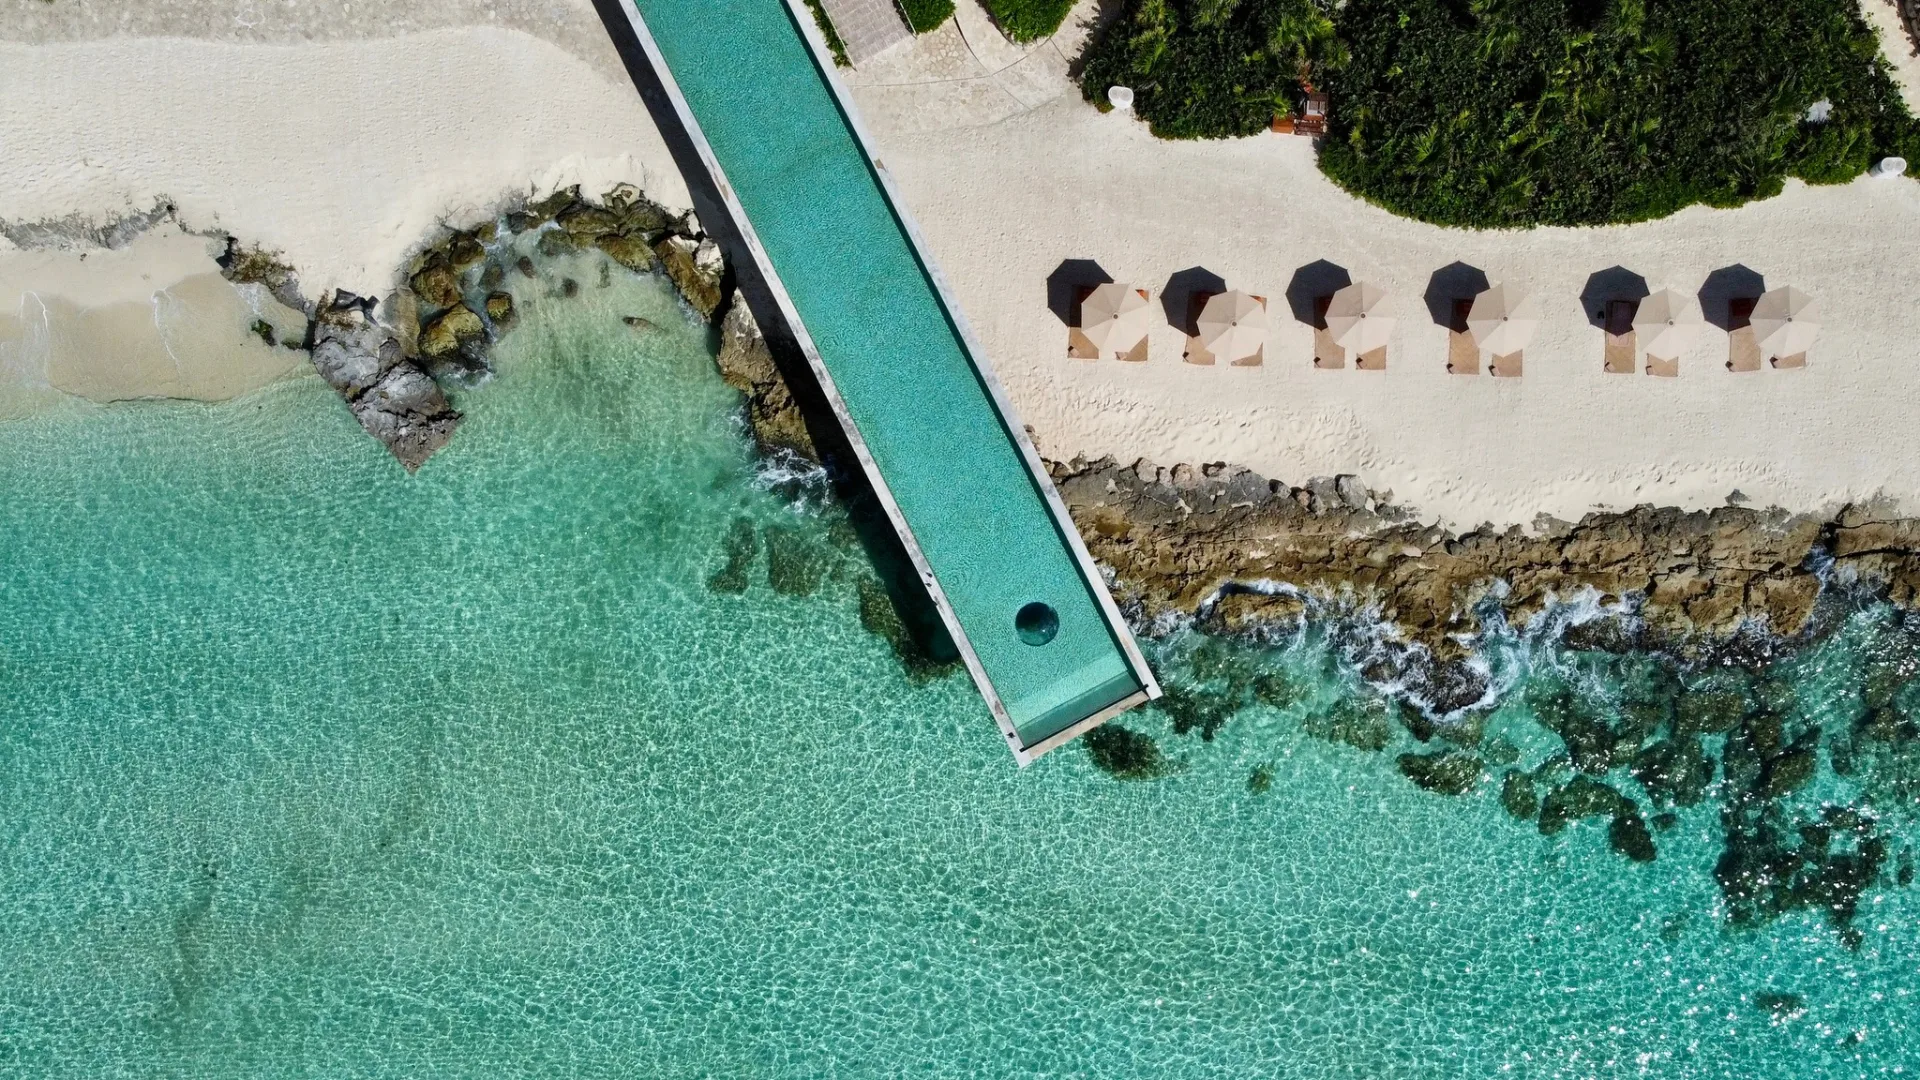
[[595, 0, 959, 674]]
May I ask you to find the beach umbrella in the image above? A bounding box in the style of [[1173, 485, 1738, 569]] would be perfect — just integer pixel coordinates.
[[1080, 283, 1155, 355], [1632, 287, 1703, 358], [1467, 282, 1541, 355], [1196, 290, 1268, 362], [1325, 282, 1394, 354], [1751, 286, 1820, 356]]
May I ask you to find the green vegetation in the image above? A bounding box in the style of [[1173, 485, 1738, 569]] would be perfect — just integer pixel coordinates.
[[898, 0, 956, 33], [804, 0, 852, 67], [1078, 0, 1345, 137], [1323, 0, 1919, 225], [986, 0, 1077, 43], [1078, 0, 1920, 225]]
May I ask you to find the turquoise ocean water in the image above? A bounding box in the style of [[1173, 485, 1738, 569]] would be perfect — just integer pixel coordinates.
[[1, 268, 1917, 1077]]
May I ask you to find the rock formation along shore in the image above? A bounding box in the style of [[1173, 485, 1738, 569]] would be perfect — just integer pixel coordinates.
[[218, 183, 725, 470]]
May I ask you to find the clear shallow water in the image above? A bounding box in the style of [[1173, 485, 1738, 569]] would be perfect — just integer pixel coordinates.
[[0, 272, 1915, 1077]]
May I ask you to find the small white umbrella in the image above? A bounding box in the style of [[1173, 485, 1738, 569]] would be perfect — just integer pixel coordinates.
[[1325, 282, 1394, 354], [1751, 286, 1819, 357], [1632, 287, 1703, 358], [1081, 283, 1155, 355], [1196, 290, 1268, 362], [1467, 282, 1542, 356]]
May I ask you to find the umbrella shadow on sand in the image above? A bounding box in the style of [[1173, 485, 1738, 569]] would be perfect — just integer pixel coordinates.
[[1046, 259, 1115, 327], [1422, 262, 1491, 330], [1285, 260, 1353, 327], [1161, 267, 1229, 335], [1579, 266, 1651, 328], [1699, 265, 1767, 330]]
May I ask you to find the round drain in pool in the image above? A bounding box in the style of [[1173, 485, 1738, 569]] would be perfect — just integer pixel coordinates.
[[1015, 602, 1060, 646]]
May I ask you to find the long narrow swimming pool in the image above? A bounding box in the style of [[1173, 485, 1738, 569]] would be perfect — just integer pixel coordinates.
[[605, 0, 1158, 760]]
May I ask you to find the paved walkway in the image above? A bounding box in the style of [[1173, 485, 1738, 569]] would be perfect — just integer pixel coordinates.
[[818, 0, 909, 66], [842, 0, 1095, 134]]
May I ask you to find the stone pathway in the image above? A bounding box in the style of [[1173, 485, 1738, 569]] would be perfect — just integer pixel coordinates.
[[841, 0, 1097, 135], [818, 0, 910, 66]]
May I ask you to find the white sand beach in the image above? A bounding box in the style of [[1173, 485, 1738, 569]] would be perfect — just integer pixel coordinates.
[[0, 15, 685, 406], [3, 0, 1919, 527], [0, 225, 309, 406], [846, 2, 1920, 529]]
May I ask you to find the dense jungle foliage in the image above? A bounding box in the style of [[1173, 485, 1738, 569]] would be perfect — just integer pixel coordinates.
[[899, 0, 957, 33], [1079, 0, 1920, 226], [1079, 0, 1346, 138], [986, 0, 1080, 42]]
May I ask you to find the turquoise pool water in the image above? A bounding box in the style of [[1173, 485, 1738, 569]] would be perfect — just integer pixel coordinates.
[[623, 0, 1147, 747], [1, 272, 1917, 1077]]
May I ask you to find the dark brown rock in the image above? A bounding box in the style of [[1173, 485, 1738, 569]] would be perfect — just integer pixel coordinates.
[[1758, 737, 1820, 801], [1609, 811, 1658, 862], [1631, 737, 1713, 807], [418, 304, 485, 359], [656, 235, 724, 318], [409, 259, 461, 309], [1039, 457, 1920, 661], [1539, 775, 1629, 835], [717, 302, 814, 460], [1397, 750, 1483, 795], [596, 231, 658, 274], [1304, 697, 1392, 752], [1500, 769, 1539, 820], [557, 204, 622, 240]]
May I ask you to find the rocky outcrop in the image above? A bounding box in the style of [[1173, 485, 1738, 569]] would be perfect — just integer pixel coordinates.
[[709, 314, 1920, 661], [308, 295, 459, 471], [1047, 455, 1920, 657], [657, 234, 725, 318], [417, 304, 485, 360], [216, 237, 310, 316], [716, 302, 816, 461], [2, 199, 178, 252], [211, 183, 722, 471]]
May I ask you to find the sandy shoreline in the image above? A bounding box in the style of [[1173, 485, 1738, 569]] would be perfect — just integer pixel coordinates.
[[0, 28, 687, 297], [2, 1, 1918, 529], [0, 225, 310, 407]]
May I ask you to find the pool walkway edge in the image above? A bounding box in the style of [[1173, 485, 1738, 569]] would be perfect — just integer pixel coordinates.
[[593, 0, 1160, 764]]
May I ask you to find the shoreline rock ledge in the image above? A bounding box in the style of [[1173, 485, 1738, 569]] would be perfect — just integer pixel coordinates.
[[217, 183, 723, 470], [309, 294, 461, 470], [1048, 455, 1920, 657], [708, 344, 1920, 658]]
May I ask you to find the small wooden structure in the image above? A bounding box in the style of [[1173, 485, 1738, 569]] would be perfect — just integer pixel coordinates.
[[1274, 88, 1330, 136], [1726, 296, 1762, 372], [1603, 299, 1636, 374], [1447, 298, 1478, 374]]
